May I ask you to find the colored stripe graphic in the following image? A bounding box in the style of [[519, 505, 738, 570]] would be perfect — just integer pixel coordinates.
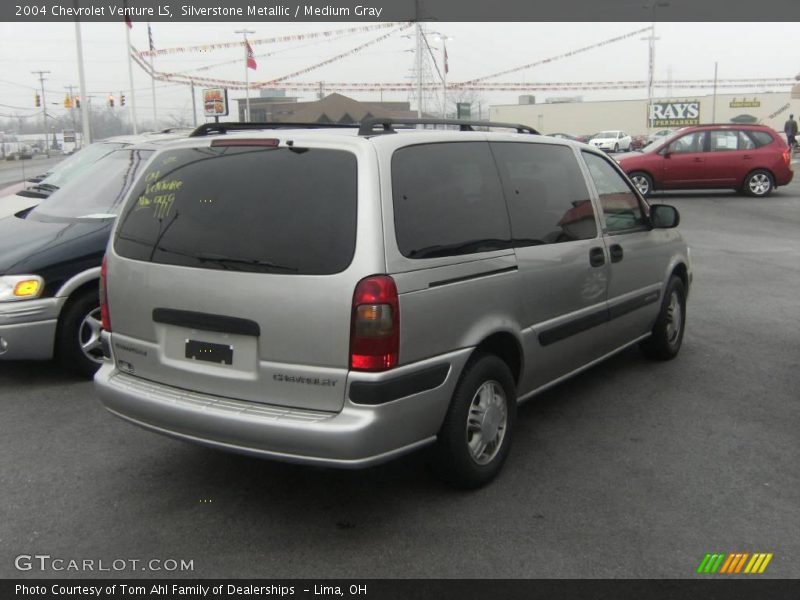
[[719, 554, 736, 574], [698, 552, 773, 574], [734, 553, 749, 573], [758, 553, 773, 573]]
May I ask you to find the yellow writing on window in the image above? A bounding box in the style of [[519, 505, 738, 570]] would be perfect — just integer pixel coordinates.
[[153, 194, 175, 219], [145, 179, 183, 195]]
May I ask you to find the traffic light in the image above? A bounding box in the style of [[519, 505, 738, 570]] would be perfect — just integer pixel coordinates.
[[34, 93, 41, 107], [64, 95, 73, 109], [75, 96, 81, 109], [119, 93, 126, 107], [107, 94, 115, 108]]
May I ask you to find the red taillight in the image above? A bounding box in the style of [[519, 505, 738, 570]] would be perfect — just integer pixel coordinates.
[[350, 275, 399, 371], [783, 147, 791, 167], [99, 256, 111, 332]]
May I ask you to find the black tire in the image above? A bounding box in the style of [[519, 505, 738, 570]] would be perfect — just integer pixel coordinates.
[[56, 288, 104, 378], [742, 169, 774, 197], [432, 353, 517, 489], [640, 276, 686, 361], [629, 171, 653, 197], [614, 143, 619, 153]]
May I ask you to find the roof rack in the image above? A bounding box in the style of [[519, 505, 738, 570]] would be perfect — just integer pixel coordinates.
[[189, 122, 359, 137], [358, 117, 540, 136]]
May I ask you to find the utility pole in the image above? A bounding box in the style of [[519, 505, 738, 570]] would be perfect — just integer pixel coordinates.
[[124, 19, 139, 133], [74, 18, 92, 145], [711, 62, 718, 123], [190, 81, 197, 127], [416, 25, 422, 117], [644, 1, 670, 130], [148, 23, 157, 128], [235, 29, 255, 121], [32, 70, 50, 154]]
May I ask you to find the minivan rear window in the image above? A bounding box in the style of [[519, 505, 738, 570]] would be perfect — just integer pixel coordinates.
[[114, 145, 358, 275]]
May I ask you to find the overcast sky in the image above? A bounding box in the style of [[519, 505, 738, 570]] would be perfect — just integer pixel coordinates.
[[0, 21, 797, 127]]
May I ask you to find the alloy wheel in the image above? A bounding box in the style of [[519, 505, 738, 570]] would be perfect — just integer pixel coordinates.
[[78, 307, 104, 364], [465, 380, 508, 465]]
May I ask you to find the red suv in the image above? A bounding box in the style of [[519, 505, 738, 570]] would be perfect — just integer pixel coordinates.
[[616, 124, 793, 197]]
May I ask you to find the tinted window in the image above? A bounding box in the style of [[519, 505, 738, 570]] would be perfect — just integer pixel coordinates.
[[115, 146, 357, 275], [492, 142, 597, 244], [748, 130, 774, 147], [392, 142, 510, 258], [582, 152, 648, 234], [28, 149, 153, 221]]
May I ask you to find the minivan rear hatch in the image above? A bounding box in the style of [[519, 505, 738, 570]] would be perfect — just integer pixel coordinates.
[[107, 139, 361, 412]]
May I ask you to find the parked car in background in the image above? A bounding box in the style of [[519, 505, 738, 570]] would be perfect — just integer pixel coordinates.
[[630, 134, 648, 150], [0, 129, 191, 219], [576, 133, 598, 143], [616, 123, 793, 197], [0, 136, 186, 377], [590, 130, 632, 152], [94, 119, 690, 488]]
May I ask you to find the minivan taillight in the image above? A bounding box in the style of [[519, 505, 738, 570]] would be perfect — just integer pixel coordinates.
[[99, 256, 111, 332], [350, 275, 399, 371], [783, 147, 791, 167]]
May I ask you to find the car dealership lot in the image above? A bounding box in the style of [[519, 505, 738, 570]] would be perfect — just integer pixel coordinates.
[[1, 181, 799, 578]]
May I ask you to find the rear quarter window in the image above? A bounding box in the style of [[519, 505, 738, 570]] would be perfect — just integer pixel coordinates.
[[748, 130, 775, 148], [114, 145, 358, 275], [391, 142, 511, 259]]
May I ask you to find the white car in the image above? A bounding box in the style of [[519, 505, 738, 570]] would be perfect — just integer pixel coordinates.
[[590, 130, 632, 152]]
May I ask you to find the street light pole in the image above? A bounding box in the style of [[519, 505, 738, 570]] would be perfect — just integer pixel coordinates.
[[74, 19, 92, 145]]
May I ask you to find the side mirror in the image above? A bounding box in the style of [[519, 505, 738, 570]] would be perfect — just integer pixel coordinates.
[[651, 204, 680, 229]]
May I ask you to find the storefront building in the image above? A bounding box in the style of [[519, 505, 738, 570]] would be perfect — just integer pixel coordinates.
[[490, 91, 800, 137]]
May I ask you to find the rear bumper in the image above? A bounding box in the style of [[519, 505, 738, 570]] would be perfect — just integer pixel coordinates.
[[0, 298, 63, 360], [94, 349, 470, 468]]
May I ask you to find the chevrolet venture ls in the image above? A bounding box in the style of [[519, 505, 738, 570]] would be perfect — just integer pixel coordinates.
[[95, 119, 691, 488]]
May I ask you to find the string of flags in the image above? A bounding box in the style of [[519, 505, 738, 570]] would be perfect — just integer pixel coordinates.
[[135, 23, 399, 59]]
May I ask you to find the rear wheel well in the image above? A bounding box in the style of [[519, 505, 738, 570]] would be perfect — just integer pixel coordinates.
[[741, 168, 775, 188], [472, 333, 522, 387], [629, 169, 655, 188]]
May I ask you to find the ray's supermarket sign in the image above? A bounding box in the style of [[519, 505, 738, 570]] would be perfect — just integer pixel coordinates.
[[649, 101, 701, 127]]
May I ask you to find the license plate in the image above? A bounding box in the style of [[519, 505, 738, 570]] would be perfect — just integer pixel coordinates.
[[185, 340, 233, 365]]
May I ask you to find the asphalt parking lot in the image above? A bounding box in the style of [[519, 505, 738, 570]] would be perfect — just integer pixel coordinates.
[[1, 179, 798, 579]]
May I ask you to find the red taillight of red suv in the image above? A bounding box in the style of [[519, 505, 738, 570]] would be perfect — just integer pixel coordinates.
[[783, 146, 791, 167], [100, 256, 111, 332], [350, 275, 399, 371]]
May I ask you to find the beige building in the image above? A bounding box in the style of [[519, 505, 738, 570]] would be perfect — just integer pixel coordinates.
[[490, 91, 800, 137]]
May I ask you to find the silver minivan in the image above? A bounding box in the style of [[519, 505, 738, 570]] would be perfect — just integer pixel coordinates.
[[94, 119, 691, 488]]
